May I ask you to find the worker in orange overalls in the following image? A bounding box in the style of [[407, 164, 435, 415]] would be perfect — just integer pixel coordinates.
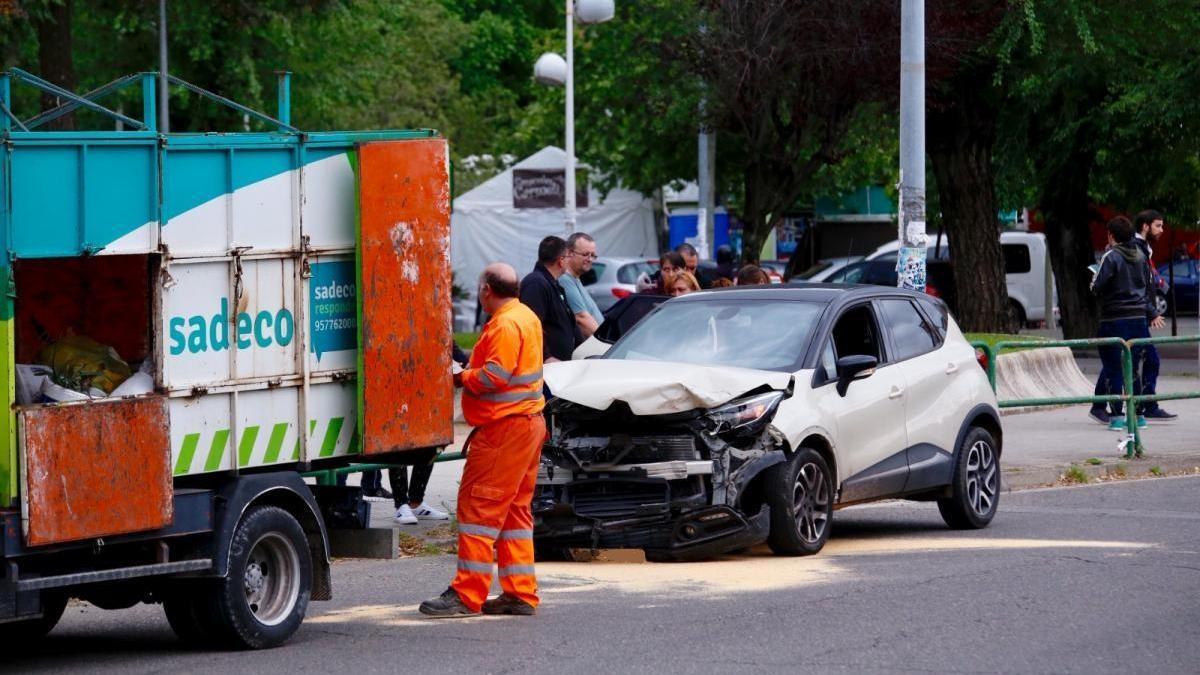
[[420, 262, 547, 618]]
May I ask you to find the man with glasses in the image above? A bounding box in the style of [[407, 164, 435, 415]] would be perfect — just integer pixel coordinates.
[[560, 232, 604, 338]]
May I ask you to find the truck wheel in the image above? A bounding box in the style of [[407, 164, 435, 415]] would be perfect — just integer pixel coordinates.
[[163, 586, 219, 647], [207, 505, 312, 649], [8, 591, 67, 643], [765, 447, 834, 556], [938, 427, 1000, 529]]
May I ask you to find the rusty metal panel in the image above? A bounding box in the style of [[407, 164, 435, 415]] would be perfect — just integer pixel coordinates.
[[356, 138, 454, 455], [20, 396, 172, 547]]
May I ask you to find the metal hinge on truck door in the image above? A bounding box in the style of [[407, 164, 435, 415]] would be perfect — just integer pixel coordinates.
[[300, 234, 313, 279], [159, 244, 177, 289]]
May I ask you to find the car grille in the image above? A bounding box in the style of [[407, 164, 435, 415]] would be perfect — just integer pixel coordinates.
[[568, 481, 669, 519], [625, 435, 697, 463]]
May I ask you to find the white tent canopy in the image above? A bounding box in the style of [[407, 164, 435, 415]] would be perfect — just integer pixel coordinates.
[[451, 146, 658, 330]]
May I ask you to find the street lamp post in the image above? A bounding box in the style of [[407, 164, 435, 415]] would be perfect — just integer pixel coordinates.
[[535, 0, 615, 235]]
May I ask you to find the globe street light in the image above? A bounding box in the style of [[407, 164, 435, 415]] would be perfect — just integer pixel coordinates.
[[536, 0, 615, 233]]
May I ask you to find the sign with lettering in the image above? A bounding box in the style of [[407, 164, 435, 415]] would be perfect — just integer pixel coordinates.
[[512, 169, 588, 209]]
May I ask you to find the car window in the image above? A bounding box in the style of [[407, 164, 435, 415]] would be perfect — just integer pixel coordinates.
[[829, 262, 869, 284], [819, 338, 838, 381], [863, 261, 899, 286], [916, 297, 949, 341], [606, 299, 824, 372], [617, 262, 655, 284], [795, 261, 832, 280], [1168, 261, 1194, 277], [830, 304, 883, 363], [880, 299, 940, 361], [1003, 244, 1032, 274], [581, 262, 606, 286]]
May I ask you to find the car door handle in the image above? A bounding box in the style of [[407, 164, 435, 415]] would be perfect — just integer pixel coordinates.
[[945, 362, 958, 374], [888, 386, 905, 399]]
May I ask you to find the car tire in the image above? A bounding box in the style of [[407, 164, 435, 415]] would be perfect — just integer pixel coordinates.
[[765, 447, 834, 556], [203, 505, 312, 650], [7, 591, 67, 644], [1005, 300, 1026, 332], [938, 427, 1001, 529]]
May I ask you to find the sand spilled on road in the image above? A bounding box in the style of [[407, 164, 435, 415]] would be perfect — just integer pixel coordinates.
[[307, 535, 1153, 626]]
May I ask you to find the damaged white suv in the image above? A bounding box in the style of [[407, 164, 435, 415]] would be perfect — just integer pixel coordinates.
[[537, 285, 1001, 560]]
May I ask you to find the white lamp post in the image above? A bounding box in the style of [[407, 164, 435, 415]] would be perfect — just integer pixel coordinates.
[[536, 0, 615, 234]]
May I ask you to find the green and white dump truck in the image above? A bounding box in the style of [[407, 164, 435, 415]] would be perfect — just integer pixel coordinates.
[[0, 70, 454, 648]]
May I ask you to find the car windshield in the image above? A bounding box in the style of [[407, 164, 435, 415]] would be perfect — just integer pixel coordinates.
[[795, 261, 833, 280], [605, 298, 823, 371]]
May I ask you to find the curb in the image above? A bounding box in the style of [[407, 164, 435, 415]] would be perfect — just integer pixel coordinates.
[[1004, 456, 1200, 490]]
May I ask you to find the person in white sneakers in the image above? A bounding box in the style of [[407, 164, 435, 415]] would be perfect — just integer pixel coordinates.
[[389, 462, 449, 524]]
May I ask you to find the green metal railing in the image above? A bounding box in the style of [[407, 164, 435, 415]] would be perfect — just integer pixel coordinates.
[[303, 451, 466, 486], [972, 335, 1200, 458]]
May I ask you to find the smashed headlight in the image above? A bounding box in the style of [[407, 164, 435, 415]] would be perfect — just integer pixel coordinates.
[[704, 391, 784, 436]]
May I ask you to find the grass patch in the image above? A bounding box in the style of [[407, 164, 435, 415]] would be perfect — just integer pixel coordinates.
[[1086, 457, 1103, 466], [454, 331, 481, 350], [1150, 466, 1164, 476], [965, 332, 1050, 354], [397, 531, 456, 557], [1061, 465, 1091, 485], [1109, 463, 1128, 478]]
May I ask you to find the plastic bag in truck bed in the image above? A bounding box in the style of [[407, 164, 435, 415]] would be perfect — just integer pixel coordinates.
[[36, 335, 133, 395]]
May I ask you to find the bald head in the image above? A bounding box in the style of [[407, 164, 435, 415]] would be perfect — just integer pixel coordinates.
[[481, 263, 518, 298]]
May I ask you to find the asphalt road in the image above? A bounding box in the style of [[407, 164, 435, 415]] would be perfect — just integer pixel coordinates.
[[9, 477, 1200, 674]]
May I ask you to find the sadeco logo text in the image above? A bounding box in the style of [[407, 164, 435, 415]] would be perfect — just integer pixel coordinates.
[[169, 298, 295, 355]]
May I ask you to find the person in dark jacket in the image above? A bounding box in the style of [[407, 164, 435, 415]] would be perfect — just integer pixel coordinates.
[[1130, 210, 1176, 420], [519, 236, 582, 362], [1088, 216, 1164, 425]]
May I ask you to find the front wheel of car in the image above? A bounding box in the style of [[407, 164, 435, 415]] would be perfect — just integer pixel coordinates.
[[938, 427, 1000, 529], [766, 447, 834, 556]]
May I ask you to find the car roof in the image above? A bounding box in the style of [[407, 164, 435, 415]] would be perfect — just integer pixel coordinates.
[[669, 282, 931, 305]]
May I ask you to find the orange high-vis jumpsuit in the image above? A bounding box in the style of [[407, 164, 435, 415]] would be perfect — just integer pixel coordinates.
[[454, 299, 547, 612]]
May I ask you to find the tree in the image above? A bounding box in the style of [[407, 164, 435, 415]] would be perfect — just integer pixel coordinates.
[[695, 0, 898, 261], [995, 0, 1200, 337]]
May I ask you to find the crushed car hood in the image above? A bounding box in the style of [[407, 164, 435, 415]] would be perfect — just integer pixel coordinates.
[[544, 359, 793, 415]]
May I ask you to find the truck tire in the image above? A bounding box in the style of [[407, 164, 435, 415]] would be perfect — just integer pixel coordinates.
[[8, 591, 68, 643], [205, 505, 312, 649], [163, 585, 219, 647], [765, 447, 834, 556]]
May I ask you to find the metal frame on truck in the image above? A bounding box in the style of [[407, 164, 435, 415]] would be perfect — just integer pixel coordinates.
[[0, 70, 453, 648]]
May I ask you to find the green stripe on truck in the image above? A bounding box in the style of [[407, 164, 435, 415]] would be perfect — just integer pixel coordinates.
[[174, 433, 200, 475]]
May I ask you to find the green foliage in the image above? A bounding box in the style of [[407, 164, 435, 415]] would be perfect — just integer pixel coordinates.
[[1061, 465, 1090, 485]]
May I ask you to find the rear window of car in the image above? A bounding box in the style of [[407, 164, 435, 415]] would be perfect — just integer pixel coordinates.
[[880, 298, 940, 361], [617, 262, 656, 284], [795, 261, 833, 280], [1003, 244, 1032, 274]]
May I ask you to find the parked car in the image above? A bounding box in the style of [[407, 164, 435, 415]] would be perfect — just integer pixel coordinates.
[[1160, 258, 1199, 313], [581, 257, 660, 311], [757, 260, 787, 283], [572, 293, 669, 359], [797, 258, 958, 311], [539, 285, 1002, 560], [787, 255, 864, 283], [865, 231, 1056, 328]]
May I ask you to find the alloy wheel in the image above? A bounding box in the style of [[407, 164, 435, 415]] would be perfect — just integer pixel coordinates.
[[965, 440, 998, 517], [792, 462, 831, 544]]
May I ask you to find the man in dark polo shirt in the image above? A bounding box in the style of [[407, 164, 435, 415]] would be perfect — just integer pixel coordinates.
[[519, 236, 582, 362]]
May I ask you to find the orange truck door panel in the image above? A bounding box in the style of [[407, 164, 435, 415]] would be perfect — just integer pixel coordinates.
[[356, 138, 454, 455], [20, 396, 172, 547]]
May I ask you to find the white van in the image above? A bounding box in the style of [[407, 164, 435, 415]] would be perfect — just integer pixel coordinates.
[[865, 231, 1057, 326]]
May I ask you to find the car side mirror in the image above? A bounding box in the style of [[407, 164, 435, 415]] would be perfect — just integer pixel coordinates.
[[836, 355, 878, 396]]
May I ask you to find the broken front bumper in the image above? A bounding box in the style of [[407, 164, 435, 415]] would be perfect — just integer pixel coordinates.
[[532, 467, 771, 560]]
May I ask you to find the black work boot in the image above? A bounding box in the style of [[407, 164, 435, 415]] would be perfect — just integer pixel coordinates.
[[482, 593, 537, 616], [419, 588, 479, 618]]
